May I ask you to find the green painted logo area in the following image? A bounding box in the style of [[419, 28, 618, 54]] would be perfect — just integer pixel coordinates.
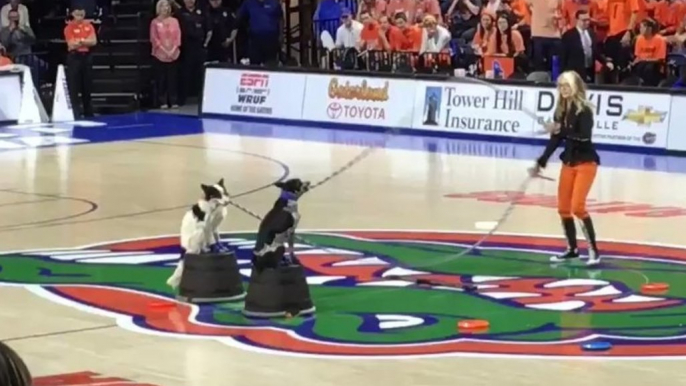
[[2, 230, 686, 358]]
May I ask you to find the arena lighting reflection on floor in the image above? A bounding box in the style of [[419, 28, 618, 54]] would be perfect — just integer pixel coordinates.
[[0, 112, 685, 174]]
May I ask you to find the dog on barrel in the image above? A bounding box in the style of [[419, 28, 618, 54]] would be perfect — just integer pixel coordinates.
[[251, 178, 310, 271], [167, 179, 230, 289]]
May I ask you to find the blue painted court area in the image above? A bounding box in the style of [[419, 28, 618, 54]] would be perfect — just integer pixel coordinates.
[[2, 112, 686, 174]]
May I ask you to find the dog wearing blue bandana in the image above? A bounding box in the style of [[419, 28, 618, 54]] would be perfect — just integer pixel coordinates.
[[252, 178, 310, 272]]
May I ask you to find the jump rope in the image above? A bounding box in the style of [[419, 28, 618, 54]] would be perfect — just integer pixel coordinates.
[[219, 76, 650, 297], [225, 77, 549, 262]]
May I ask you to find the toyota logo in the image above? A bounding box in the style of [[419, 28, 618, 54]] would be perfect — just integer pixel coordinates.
[[327, 102, 343, 119]]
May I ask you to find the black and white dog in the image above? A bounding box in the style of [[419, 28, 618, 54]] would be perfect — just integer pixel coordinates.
[[167, 179, 230, 289], [252, 178, 310, 272]]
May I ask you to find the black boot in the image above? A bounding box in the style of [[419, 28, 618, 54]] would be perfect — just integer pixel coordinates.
[[580, 217, 601, 266], [550, 218, 579, 262]]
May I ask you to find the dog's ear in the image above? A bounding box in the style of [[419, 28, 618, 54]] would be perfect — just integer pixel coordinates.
[[201, 184, 212, 195], [274, 181, 286, 189], [217, 178, 225, 188]]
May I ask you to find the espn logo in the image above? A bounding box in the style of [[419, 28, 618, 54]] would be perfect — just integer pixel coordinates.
[[240, 73, 269, 88]]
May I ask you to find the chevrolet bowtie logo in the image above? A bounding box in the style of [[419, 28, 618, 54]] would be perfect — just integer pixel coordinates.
[[623, 106, 667, 126]]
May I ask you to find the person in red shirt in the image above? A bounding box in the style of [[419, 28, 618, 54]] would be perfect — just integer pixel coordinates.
[[64, 4, 97, 118]]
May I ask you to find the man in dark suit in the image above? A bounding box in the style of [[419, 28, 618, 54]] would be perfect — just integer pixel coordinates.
[[559, 9, 614, 83]]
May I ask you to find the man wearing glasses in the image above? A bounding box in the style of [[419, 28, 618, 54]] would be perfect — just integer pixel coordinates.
[[559, 9, 614, 82]]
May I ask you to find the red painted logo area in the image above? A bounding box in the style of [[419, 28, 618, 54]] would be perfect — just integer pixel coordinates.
[[34, 371, 160, 386], [445, 191, 686, 218]]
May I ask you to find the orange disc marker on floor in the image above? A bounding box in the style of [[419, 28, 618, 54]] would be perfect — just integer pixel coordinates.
[[458, 319, 490, 332], [641, 283, 669, 293]]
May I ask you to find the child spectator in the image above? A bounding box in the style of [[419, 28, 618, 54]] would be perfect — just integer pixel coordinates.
[[529, 0, 563, 71], [335, 8, 363, 48], [150, 0, 181, 108], [486, 10, 526, 55], [472, 11, 496, 54], [633, 17, 667, 85]]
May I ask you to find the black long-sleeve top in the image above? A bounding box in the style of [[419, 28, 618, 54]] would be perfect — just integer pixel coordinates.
[[537, 102, 601, 168]]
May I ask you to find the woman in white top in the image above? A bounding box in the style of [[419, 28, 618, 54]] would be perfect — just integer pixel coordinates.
[[419, 15, 451, 54]]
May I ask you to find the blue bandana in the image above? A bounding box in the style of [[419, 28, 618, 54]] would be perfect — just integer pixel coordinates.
[[280, 190, 298, 201]]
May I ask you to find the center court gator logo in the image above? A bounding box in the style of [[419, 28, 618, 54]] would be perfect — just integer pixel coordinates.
[[2, 230, 686, 359]]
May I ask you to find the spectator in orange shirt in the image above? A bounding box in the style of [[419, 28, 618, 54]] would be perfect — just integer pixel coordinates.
[[486, 11, 526, 55], [529, 0, 564, 71], [562, 0, 597, 30], [413, 0, 444, 24], [64, 4, 97, 118], [0, 47, 12, 66], [359, 12, 383, 50], [357, 0, 387, 19], [633, 18, 667, 84], [512, 0, 532, 46], [390, 11, 422, 51], [378, 15, 399, 50], [386, 0, 413, 21], [604, 0, 642, 77], [472, 11, 496, 54], [592, 0, 609, 39], [653, 0, 684, 35]]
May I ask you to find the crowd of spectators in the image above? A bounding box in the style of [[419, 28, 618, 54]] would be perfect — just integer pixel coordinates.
[[313, 0, 686, 87]]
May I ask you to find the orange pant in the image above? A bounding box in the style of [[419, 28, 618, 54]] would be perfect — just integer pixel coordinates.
[[557, 162, 598, 219]]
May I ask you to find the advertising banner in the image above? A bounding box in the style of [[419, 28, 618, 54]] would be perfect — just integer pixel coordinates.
[[533, 88, 670, 148], [201, 68, 305, 120], [411, 81, 537, 136], [301, 74, 416, 128], [0, 72, 22, 122], [666, 95, 686, 151]]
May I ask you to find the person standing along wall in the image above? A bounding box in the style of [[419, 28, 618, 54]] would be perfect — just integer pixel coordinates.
[[151, 0, 181, 108], [64, 4, 97, 118], [207, 0, 237, 62], [176, 0, 210, 106], [237, 0, 283, 65]]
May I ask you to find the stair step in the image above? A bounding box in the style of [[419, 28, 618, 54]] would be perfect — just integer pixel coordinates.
[[91, 51, 140, 66], [93, 78, 140, 93], [113, 2, 151, 14]]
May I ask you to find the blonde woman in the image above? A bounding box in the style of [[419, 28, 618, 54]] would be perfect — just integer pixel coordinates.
[[0, 341, 32, 386], [150, 0, 181, 109], [532, 70, 601, 266]]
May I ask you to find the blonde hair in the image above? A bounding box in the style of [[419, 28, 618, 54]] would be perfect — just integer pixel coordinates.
[[422, 15, 438, 27], [553, 71, 592, 122], [156, 0, 171, 16]]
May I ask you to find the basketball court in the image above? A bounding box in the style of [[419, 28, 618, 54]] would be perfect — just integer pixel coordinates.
[[1, 113, 686, 386]]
